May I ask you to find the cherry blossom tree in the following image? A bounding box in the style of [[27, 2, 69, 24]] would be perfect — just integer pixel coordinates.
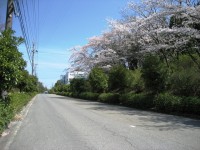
[[69, 0, 200, 71]]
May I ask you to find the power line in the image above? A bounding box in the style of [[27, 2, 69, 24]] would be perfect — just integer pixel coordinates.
[[13, 0, 39, 75], [14, 0, 32, 64], [6, 0, 39, 75]]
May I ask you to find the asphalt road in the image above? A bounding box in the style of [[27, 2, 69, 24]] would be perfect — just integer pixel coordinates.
[[1, 94, 200, 150]]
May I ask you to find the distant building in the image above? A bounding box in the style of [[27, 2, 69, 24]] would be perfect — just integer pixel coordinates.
[[60, 71, 88, 84], [60, 75, 68, 84]]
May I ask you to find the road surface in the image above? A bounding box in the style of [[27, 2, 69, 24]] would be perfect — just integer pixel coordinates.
[[0, 94, 200, 150]]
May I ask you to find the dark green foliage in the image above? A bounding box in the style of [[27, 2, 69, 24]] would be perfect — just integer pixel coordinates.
[[56, 92, 99, 101], [0, 29, 26, 91], [181, 97, 200, 115], [57, 84, 70, 93], [169, 55, 200, 97], [0, 104, 13, 134], [108, 65, 134, 92], [119, 93, 154, 109], [20, 75, 38, 92], [79, 92, 99, 101], [50, 80, 70, 93], [37, 82, 48, 93], [154, 93, 182, 113], [54, 54, 200, 117], [132, 69, 145, 93], [57, 92, 72, 97], [71, 92, 79, 98], [141, 55, 167, 93], [70, 78, 88, 93], [88, 67, 108, 93], [98, 93, 120, 104], [155, 93, 200, 115]]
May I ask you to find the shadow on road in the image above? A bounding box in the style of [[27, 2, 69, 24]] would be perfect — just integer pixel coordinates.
[[49, 94, 200, 131], [88, 105, 200, 131]]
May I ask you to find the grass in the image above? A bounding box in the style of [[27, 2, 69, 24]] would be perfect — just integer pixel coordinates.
[[0, 92, 36, 135]]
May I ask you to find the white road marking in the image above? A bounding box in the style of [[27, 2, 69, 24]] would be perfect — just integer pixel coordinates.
[[130, 125, 136, 128]]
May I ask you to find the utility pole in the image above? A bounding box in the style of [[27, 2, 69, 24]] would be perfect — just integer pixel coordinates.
[[31, 42, 38, 76], [35, 64, 38, 76], [5, 0, 14, 29], [32, 43, 35, 75]]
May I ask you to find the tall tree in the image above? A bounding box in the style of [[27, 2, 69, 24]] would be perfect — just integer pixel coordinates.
[[0, 29, 25, 92], [69, 0, 200, 71]]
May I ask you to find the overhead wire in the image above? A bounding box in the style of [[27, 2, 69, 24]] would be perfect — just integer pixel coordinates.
[[19, 0, 32, 53], [24, 0, 34, 46], [14, 0, 32, 64], [13, 0, 39, 74]]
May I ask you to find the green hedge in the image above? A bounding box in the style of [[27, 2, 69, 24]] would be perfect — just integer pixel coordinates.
[[98, 93, 120, 104], [119, 92, 154, 109], [181, 97, 200, 115], [155, 93, 200, 115], [79, 92, 99, 101], [56, 92, 72, 97], [154, 93, 182, 113], [0, 92, 36, 135], [56, 92, 99, 101], [56, 91, 200, 116], [10, 93, 36, 113]]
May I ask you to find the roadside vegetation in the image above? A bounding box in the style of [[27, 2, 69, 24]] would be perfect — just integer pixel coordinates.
[[51, 55, 200, 117], [0, 29, 47, 135], [51, 0, 200, 118], [0, 93, 36, 134]]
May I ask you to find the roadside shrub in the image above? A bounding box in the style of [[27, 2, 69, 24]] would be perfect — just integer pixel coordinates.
[[154, 93, 182, 113], [141, 54, 167, 93], [108, 65, 134, 92], [98, 93, 120, 104], [0, 104, 13, 134], [88, 67, 108, 93], [79, 92, 99, 101], [70, 78, 88, 93], [0, 92, 36, 135], [71, 92, 79, 98], [119, 93, 154, 109], [169, 55, 200, 97], [66, 92, 73, 97], [181, 97, 200, 115], [10, 92, 36, 113], [169, 70, 200, 97], [56, 92, 73, 97], [132, 69, 145, 93]]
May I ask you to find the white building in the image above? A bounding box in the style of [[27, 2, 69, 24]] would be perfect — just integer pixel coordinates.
[[61, 71, 88, 84]]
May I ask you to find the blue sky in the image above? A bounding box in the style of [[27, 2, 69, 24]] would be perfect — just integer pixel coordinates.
[[1, 0, 131, 88]]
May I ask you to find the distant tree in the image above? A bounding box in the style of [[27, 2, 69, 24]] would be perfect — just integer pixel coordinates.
[[37, 82, 48, 93]]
